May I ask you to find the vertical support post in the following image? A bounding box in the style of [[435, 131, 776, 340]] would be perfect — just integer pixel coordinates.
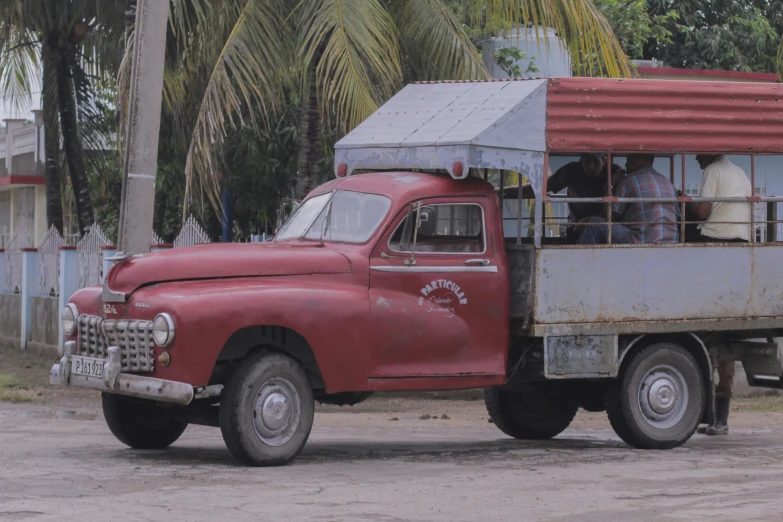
[[57, 246, 77, 346], [606, 153, 612, 244], [20, 248, 37, 350], [0, 250, 5, 293], [117, 0, 170, 256], [750, 155, 756, 244], [681, 154, 687, 243], [766, 201, 777, 243], [101, 246, 118, 284], [516, 172, 523, 244], [31, 109, 44, 174], [499, 170, 505, 238], [3, 119, 26, 175], [535, 154, 547, 249]]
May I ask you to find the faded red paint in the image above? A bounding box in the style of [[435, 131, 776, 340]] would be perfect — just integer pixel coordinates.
[[70, 172, 508, 393], [546, 77, 783, 153]]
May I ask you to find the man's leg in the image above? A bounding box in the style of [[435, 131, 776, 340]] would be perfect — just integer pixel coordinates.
[[703, 360, 734, 435], [577, 217, 634, 245]]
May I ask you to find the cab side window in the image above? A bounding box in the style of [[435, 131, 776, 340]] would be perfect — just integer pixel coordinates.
[[389, 203, 485, 254]]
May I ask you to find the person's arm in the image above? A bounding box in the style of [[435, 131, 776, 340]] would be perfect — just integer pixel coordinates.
[[547, 163, 576, 194], [611, 178, 630, 222], [688, 168, 717, 221]]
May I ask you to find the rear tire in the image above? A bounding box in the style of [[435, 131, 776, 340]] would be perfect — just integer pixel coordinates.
[[219, 352, 314, 466], [102, 394, 188, 449], [485, 384, 578, 440], [606, 342, 704, 449]]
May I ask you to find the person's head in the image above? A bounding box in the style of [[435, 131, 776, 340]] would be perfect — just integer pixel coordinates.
[[579, 154, 606, 179], [625, 154, 654, 173], [696, 154, 721, 170]]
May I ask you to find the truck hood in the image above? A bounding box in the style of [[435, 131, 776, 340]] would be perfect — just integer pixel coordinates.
[[105, 242, 352, 296]]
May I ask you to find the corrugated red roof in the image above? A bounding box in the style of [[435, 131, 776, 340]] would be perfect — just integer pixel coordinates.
[[635, 66, 779, 82], [545, 77, 783, 154]]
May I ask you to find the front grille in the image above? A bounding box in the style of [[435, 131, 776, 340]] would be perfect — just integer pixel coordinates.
[[77, 315, 155, 372]]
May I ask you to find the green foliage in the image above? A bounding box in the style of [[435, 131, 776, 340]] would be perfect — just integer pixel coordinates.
[[593, 0, 678, 59], [161, 0, 632, 214], [493, 46, 539, 78], [643, 0, 781, 72]]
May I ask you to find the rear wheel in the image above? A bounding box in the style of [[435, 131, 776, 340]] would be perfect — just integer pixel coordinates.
[[102, 394, 188, 449], [485, 384, 579, 440], [219, 352, 314, 466], [606, 342, 704, 449]]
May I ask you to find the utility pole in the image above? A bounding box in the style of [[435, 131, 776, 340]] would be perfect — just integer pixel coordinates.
[[117, 0, 169, 255]]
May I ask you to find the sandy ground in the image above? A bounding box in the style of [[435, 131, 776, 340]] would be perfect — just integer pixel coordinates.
[[2, 348, 783, 521]]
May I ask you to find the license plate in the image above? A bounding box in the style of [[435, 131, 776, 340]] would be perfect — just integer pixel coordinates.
[[71, 356, 105, 378]]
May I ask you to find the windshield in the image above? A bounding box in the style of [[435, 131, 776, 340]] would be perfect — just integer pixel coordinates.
[[275, 190, 391, 243]]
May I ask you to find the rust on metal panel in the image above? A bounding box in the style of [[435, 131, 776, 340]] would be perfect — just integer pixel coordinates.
[[546, 78, 783, 153]]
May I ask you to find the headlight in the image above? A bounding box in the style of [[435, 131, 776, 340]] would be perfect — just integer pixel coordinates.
[[61, 304, 78, 336], [152, 313, 175, 347]]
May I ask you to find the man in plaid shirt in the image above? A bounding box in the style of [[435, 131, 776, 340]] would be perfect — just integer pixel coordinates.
[[578, 154, 678, 244]]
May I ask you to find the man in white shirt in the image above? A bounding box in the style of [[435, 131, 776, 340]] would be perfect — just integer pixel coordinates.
[[689, 154, 752, 436], [689, 155, 752, 243]]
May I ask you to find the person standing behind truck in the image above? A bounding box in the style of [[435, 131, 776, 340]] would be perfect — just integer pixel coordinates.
[[577, 154, 678, 245], [689, 154, 752, 436]]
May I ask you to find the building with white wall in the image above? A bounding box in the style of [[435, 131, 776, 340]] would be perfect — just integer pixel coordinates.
[[0, 112, 47, 248]]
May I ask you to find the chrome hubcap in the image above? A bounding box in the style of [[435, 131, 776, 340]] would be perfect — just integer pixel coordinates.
[[252, 378, 300, 447], [638, 365, 688, 429]]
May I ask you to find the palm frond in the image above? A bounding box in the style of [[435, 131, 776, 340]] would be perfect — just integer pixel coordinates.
[[0, 28, 40, 116], [391, 0, 488, 81], [455, 0, 632, 78], [777, 36, 783, 81], [177, 0, 291, 213], [298, 0, 403, 130]]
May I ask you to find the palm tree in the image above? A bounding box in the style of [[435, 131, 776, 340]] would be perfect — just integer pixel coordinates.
[[159, 0, 632, 208], [0, 0, 125, 235], [778, 37, 783, 80]]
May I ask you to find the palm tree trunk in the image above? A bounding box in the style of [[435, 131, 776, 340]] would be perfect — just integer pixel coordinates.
[[294, 74, 323, 201], [41, 39, 64, 235], [54, 47, 94, 234]]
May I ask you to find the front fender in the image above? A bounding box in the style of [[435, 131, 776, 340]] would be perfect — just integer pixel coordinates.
[[135, 275, 371, 392]]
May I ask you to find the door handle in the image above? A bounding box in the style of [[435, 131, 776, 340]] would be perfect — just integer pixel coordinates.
[[464, 259, 490, 266]]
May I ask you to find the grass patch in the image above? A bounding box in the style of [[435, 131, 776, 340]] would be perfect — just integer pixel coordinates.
[[733, 396, 783, 413], [0, 372, 39, 403]]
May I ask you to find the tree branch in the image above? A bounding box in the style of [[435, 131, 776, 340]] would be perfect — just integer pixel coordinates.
[[3, 40, 39, 54]]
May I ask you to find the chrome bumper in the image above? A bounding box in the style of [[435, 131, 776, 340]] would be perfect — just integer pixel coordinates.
[[50, 341, 194, 405]]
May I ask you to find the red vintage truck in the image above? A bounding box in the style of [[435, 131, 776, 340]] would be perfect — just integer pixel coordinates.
[[52, 78, 783, 465]]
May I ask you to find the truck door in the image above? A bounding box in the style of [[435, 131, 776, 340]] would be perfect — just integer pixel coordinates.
[[368, 196, 508, 380]]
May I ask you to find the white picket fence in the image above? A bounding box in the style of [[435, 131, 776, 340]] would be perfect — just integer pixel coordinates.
[[76, 224, 111, 290], [37, 225, 65, 296], [174, 215, 210, 248], [1, 215, 213, 298], [3, 231, 33, 294]]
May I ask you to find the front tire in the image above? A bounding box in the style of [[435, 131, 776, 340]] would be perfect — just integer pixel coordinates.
[[102, 394, 188, 449], [485, 384, 579, 440], [219, 352, 314, 466], [606, 342, 705, 449]]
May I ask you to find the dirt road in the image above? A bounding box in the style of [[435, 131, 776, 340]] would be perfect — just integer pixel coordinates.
[[2, 396, 783, 522]]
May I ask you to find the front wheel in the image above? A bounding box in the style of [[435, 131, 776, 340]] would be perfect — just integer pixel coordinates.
[[102, 394, 188, 449], [219, 352, 314, 466], [485, 384, 579, 440], [606, 342, 705, 449]]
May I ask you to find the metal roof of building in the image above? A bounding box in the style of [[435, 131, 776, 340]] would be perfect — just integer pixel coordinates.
[[335, 77, 783, 179]]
